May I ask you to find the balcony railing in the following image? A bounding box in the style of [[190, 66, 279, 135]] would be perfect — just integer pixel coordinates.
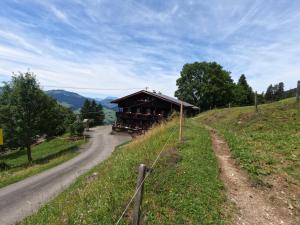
[[116, 112, 164, 120]]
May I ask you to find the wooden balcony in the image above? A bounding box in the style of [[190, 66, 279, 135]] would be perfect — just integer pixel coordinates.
[[116, 112, 164, 121]]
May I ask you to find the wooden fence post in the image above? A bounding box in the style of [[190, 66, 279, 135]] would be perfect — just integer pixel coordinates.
[[132, 164, 146, 225], [255, 91, 258, 112], [296, 81, 300, 102], [179, 101, 183, 142]]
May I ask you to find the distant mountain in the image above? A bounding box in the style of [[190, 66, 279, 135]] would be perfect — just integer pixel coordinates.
[[46, 90, 89, 110], [46, 90, 118, 111], [97, 97, 118, 111], [46, 89, 117, 124]]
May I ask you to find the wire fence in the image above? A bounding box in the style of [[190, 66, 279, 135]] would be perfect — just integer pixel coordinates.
[[114, 125, 178, 225]]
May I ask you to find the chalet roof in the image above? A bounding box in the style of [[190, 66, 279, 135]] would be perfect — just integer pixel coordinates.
[[111, 90, 199, 109]]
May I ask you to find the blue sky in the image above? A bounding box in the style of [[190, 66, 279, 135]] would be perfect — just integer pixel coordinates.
[[0, 0, 300, 98]]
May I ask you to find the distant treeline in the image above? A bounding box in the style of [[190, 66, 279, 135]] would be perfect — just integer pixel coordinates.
[[175, 61, 297, 111]]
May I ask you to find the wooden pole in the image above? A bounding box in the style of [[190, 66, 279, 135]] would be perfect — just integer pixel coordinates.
[[255, 91, 258, 112], [296, 81, 300, 102], [132, 164, 146, 225], [179, 101, 183, 142]]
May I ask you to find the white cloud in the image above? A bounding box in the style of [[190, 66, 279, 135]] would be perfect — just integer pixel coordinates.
[[0, 0, 300, 99]]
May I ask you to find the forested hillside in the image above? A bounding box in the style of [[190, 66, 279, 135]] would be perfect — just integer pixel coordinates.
[[46, 90, 117, 124]]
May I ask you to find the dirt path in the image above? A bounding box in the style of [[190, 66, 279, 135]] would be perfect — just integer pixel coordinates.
[[0, 126, 131, 225], [207, 126, 297, 225]]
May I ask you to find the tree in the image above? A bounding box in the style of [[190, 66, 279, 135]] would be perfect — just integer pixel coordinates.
[[233, 74, 254, 106], [276, 82, 284, 100], [265, 82, 285, 102], [90, 100, 105, 125], [175, 62, 235, 111], [80, 99, 104, 126], [0, 72, 73, 162], [80, 99, 91, 120], [70, 119, 84, 136], [265, 84, 274, 102]]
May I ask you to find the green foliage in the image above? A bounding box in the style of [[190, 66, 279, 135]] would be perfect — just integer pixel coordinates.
[[22, 121, 230, 225], [277, 82, 285, 100], [0, 72, 76, 162], [265, 82, 285, 102], [70, 120, 84, 136], [175, 61, 235, 111], [233, 74, 254, 106], [80, 99, 104, 126]]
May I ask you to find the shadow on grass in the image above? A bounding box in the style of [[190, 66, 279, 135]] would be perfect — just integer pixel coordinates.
[[0, 149, 26, 161], [31, 146, 80, 165], [1, 146, 81, 171]]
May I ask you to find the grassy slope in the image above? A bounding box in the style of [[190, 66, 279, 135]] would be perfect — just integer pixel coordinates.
[[195, 98, 300, 212], [22, 120, 230, 225], [103, 107, 116, 124], [0, 137, 85, 188]]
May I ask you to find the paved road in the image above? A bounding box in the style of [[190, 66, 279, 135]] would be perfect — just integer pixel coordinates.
[[0, 126, 131, 225]]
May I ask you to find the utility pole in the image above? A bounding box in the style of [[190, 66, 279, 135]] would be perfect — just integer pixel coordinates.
[[132, 164, 146, 225], [179, 101, 183, 142], [296, 81, 300, 102], [0, 128, 3, 146], [255, 91, 258, 113]]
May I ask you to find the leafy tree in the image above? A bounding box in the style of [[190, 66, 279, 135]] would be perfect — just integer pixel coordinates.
[[0, 72, 74, 162], [175, 62, 235, 111], [70, 119, 84, 136]]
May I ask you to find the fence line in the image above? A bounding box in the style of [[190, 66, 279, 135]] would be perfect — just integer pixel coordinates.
[[114, 125, 178, 225]]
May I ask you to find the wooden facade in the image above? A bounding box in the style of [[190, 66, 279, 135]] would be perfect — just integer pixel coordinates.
[[111, 90, 199, 132]]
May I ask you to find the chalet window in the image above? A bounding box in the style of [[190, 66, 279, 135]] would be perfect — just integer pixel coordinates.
[[136, 108, 140, 113], [127, 107, 131, 113], [146, 108, 151, 114]]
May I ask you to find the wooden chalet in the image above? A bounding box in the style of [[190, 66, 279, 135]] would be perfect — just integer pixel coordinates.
[[111, 90, 199, 132]]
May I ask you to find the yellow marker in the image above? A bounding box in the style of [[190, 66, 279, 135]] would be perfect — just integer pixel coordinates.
[[0, 128, 3, 145]]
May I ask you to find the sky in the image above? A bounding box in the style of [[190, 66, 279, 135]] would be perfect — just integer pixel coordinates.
[[0, 0, 300, 98]]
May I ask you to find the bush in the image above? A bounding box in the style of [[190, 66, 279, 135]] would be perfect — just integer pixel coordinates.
[[70, 121, 84, 136]]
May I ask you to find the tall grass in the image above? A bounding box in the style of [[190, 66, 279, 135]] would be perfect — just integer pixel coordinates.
[[22, 119, 229, 225]]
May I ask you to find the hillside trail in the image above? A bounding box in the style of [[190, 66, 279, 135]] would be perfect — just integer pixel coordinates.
[[206, 125, 298, 225]]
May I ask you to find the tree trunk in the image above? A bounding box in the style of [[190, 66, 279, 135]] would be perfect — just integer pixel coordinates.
[[26, 145, 32, 163]]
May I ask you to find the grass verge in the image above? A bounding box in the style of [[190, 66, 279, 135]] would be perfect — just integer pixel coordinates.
[[21, 119, 230, 225], [195, 98, 300, 214], [0, 137, 85, 188]]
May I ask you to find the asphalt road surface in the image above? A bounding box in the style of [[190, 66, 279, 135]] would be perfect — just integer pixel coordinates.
[[0, 126, 131, 225]]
